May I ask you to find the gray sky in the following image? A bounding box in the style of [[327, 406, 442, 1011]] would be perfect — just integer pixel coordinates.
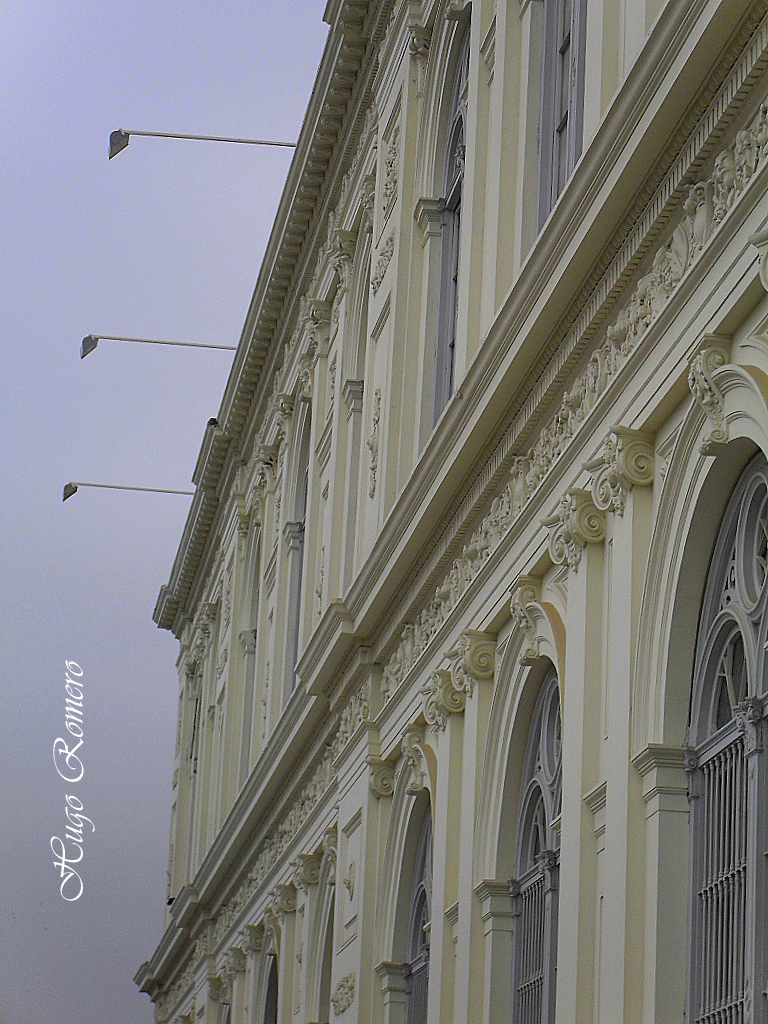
[[0, 4, 327, 1021]]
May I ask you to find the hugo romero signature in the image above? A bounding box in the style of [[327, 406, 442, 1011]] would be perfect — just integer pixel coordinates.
[[51, 660, 94, 901]]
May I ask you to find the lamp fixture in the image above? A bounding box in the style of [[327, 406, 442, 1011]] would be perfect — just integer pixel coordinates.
[[80, 334, 236, 359], [108, 128, 296, 160], [62, 481, 194, 502]]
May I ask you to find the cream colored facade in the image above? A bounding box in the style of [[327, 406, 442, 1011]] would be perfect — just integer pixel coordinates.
[[136, 1, 768, 1022]]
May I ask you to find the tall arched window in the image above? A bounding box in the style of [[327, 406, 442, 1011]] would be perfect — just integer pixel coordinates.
[[287, 409, 311, 693], [537, 0, 587, 227], [263, 956, 278, 1024], [687, 452, 768, 1023], [434, 27, 470, 424], [406, 810, 433, 1024], [511, 669, 562, 1024]]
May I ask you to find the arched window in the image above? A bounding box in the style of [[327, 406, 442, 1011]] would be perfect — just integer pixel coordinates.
[[687, 452, 768, 1023], [263, 956, 278, 1024], [406, 810, 433, 1024], [287, 409, 311, 693], [511, 669, 562, 1024], [434, 27, 470, 424], [537, 0, 587, 226], [318, 904, 334, 1024]]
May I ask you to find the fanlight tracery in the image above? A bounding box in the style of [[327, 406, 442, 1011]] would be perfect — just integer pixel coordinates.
[[511, 669, 562, 1024], [687, 453, 768, 1024], [406, 811, 433, 1024]]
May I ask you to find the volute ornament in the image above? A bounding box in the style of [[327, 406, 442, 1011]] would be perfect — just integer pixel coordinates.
[[445, 629, 495, 697], [583, 427, 654, 515], [292, 853, 320, 892], [542, 489, 605, 571], [368, 757, 395, 798], [687, 343, 730, 454], [510, 575, 542, 664], [401, 724, 427, 794], [421, 667, 464, 730]]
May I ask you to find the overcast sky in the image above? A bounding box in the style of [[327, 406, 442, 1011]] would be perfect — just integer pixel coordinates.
[[0, 5, 327, 1021]]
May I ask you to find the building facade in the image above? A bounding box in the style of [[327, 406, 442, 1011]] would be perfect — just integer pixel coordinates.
[[136, 1, 768, 1022]]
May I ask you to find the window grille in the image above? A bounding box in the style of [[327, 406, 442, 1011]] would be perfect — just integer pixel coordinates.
[[511, 669, 562, 1024], [687, 453, 768, 1023]]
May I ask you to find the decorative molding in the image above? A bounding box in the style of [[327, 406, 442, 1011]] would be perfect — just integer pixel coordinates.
[[480, 14, 496, 85], [292, 853, 321, 891], [401, 724, 427, 794], [242, 923, 263, 954], [414, 197, 444, 246], [331, 973, 356, 1015], [367, 388, 381, 498], [583, 427, 654, 515], [226, 946, 246, 975], [238, 629, 257, 655], [542, 489, 606, 571], [371, 234, 395, 294], [687, 341, 731, 454], [342, 378, 364, 416], [270, 883, 297, 920], [510, 575, 543, 664], [368, 757, 395, 797], [749, 221, 768, 290]]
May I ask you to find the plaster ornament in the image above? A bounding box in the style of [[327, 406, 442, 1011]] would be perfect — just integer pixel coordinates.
[[542, 489, 606, 572], [292, 854, 320, 892], [331, 681, 371, 759], [382, 124, 400, 221], [735, 696, 764, 756], [298, 359, 313, 402], [687, 344, 730, 454], [275, 394, 295, 440], [361, 171, 377, 234], [263, 909, 279, 955], [331, 973, 356, 1015], [422, 667, 465, 730], [238, 629, 257, 655], [343, 860, 355, 900], [329, 228, 357, 294], [401, 724, 427, 794], [321, 825, 338, 885], [510, 576, 543, 664], [367, 389, 381, 497], [368, 757, 395, 797], [371, 234, 395, 294], [583, 427, 654, 515]]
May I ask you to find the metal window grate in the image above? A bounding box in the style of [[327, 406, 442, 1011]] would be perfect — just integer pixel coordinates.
[[515, 871, 546, 1023], [695, 737, 747, 1024]]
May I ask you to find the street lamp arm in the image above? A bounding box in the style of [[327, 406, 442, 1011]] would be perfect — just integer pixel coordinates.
[[62, 481, 194, 502], [81, 334, 236, 359], [109, 128, 296, 159]]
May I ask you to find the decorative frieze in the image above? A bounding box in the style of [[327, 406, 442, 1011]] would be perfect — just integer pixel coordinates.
[[687, 342, 730, 454], [583, 427, 654, 515], [331, 973, 356, 1015], [543, 489, 606, 572], [331, 681, 371, 759]]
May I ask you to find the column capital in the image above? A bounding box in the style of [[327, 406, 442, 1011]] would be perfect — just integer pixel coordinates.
[[542, 489, 605, 571], [368, 756, 395, 798], [414, 196, 445, 246], [401, 723, 428, 793], [292, 853, 320, 892], [421, 667, 464, 730], [510, 575, 542, 664]]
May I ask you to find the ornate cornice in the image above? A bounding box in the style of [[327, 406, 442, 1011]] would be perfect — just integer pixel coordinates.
[[543, 489, 606, 572], [583, 427, 654, 515]]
